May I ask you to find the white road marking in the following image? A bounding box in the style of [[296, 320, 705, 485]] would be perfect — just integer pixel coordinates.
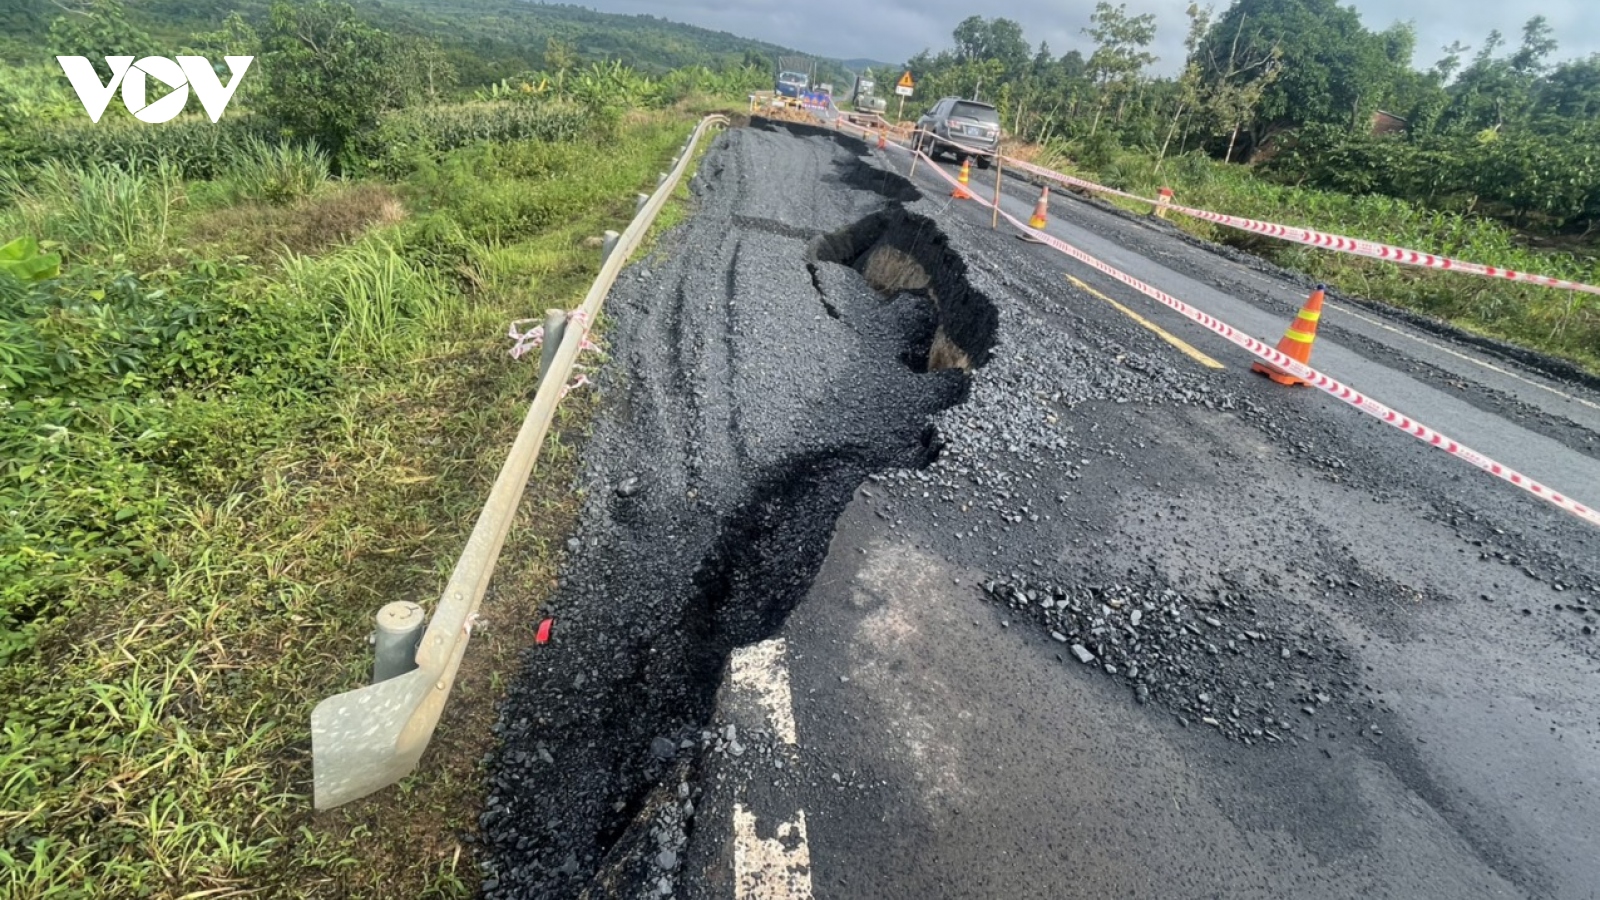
[[729, 639, 797, 745], [733, 804, 813, 899], [728, 639, 811, 897], [1326, 300, 1600, 414]]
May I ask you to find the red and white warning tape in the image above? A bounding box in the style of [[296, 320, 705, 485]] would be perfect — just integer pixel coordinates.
[[825, 115, 1600, 297], [910, 149, 1600, 529], [1001, 156, 1600, 298]]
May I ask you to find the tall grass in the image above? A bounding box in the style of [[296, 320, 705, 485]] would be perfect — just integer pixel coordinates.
[[0, 160, 184, 259], [282, 240, 454, 359], [219, 137, 332, 205], [7, 116, 275, 180]]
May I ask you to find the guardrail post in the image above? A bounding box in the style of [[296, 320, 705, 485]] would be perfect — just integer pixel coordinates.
[[657, 172, 668, 187], [635, 192, 649, 214], [601, 230, 621, 265], [539, 309, 567, 382], [373, 602, 426, 684]]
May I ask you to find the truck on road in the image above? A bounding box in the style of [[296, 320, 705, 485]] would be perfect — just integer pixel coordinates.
[[852, 73, 887, 113], [776, 56, 814, 100]]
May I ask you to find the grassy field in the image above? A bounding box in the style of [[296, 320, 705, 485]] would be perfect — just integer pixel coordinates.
[[1, 99, 717, 899], [1022, 141, 1600, 373]]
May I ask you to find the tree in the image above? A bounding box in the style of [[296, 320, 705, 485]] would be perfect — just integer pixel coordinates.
[[1193, 0, 1399, 155], [1432, 41, 1472, 85], [952, 16, 1030, 77], [1437, 19, 1555, 135], [1157, 3, 1212, 171], [47, 0, 158, 78], [1083, 2, 1158, 135], [1194, 8, 1282, 161], [544, 37, 578, 74], [396, 35, 457, 104], [1540, 55, 1600, 121], [1508, 15, 1557, 76], [261, 1, 411, 161]]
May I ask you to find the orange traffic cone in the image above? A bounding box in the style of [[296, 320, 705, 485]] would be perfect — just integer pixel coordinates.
[[878, 129, 887, 150], [952, 157, 974, 200], [1252, 285, 1326, 386], [1029, 185, 1050, 229]]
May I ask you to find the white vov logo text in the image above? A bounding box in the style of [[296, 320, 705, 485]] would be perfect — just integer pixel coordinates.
[[56, 56, 254, 124]]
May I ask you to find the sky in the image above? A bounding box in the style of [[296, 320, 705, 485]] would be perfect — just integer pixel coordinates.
[[567, 1, 1600, 76]]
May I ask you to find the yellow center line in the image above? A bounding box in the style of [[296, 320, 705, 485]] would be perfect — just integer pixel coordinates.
[[1066, 275, 1225, 370]]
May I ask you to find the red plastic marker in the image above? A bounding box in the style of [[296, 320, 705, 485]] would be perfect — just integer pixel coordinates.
[[536, 618, 553, 644]]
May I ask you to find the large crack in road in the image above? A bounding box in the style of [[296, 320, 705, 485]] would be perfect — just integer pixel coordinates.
[[479, 122, 997, 899], [482, 121, 1600, 899]]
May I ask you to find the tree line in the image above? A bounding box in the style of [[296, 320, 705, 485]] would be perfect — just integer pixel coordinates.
[[902, 0, 1600, 233]]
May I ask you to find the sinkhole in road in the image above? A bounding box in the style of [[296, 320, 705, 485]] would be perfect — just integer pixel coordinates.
[[810, 205, 1000, 374], [482, 184, 1004, 897]]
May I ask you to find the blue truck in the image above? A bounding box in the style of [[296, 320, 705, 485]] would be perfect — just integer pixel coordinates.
[[775, 56, 815, 100], [776, 69, 809, 99]]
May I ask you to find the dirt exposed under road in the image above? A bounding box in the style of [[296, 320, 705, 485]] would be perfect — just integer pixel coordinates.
[[479, 120, 1600, 899]]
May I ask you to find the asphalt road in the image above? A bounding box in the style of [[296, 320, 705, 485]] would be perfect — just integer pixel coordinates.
[[481, 120, 1600, 900]]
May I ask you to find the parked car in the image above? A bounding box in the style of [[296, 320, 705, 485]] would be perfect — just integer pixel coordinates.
[[914, 98, 1002, 167]]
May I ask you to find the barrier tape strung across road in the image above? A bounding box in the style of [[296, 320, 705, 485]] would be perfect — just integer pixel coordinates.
[[1000, 156, 1600, 298], [830, 117, 1600, 297], [907, 146, 1600, 530]]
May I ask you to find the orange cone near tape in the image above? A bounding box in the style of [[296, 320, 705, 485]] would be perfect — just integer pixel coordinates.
[[952, 157, 974, 200], [1252, 285, 1326, 386], [1029, 185, 1050, 229], [878, 129, 887, 150]]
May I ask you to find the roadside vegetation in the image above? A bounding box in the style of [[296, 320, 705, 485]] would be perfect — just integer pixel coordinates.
[[899, 2, 1600, 371], [0, 1, 757, 897]]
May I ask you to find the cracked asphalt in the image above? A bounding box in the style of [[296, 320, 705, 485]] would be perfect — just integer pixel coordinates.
[[481, 120, 1600, 900]]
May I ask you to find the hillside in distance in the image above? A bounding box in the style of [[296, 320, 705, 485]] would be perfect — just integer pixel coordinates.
[[379, 0, 884, 84], [2, 0, 885, 86]]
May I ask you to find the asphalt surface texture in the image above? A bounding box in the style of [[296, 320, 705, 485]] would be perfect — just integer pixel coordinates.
[[479, 119, 1600, 899]]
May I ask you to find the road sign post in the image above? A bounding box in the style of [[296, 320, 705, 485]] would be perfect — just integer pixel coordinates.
[[894, 71, 914, 122]]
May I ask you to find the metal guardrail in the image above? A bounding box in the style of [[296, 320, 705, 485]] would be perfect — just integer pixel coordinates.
[[310, 114, 731, 810]]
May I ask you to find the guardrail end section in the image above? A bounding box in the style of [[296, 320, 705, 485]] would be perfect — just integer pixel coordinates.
[[311, 669, 434, 810], [307, 113, 732, 813]]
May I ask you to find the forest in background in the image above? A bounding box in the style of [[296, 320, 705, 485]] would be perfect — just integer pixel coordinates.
[[905, 2, 1600, 235], [898, 2, 1600, 366]]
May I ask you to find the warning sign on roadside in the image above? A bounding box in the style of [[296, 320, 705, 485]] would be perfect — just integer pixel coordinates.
[[895, 71, 914, 97]]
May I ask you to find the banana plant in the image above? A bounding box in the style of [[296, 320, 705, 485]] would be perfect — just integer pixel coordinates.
[[0, 238, 61, 284]]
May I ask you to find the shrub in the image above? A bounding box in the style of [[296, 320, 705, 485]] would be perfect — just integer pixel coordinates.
[[0, 256, 333, 655]]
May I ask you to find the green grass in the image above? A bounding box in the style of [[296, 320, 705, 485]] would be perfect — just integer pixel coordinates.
[[208, 138, 334, 207], [1, 160, 185, 260], [1036, 142, 1600, 372], [0, 104, 708, 899]]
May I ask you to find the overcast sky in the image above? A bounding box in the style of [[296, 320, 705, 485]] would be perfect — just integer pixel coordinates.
[[572, 1, 1600, 76]]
